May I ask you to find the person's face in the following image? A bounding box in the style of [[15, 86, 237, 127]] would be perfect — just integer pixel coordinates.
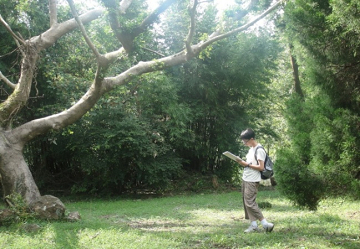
[[242, 138, 252, 146]]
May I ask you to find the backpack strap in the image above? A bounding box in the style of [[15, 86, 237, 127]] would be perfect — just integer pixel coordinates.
[[254, 146, 267, 164]]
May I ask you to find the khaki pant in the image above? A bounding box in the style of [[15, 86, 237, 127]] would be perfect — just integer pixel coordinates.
[[242, 181, 264, 221]]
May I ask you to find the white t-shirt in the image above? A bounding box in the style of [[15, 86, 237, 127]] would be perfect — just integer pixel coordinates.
[[242, 144, 266, 182]]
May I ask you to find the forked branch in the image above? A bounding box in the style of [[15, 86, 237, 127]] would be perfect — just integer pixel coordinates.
[[204, 1, 282, 49], [0, 15, 25, 46], [119, 0, 133, 14], [105, 0, 176, 53], [67, 0, 104, 64], [11, 0, 283, 143], [185, 0, 198, 59], [0, 71, 16, 89], [49, 0, 58, 27]]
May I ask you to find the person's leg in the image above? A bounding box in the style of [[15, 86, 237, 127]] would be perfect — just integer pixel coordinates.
[[241, 181, 249, 220], [243, 181, 263, 221], [243, 181, 275, 232], [242, 181, 263, 232]]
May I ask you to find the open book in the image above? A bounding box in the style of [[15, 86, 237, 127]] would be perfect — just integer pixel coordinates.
[[222, 151, 240, 162]]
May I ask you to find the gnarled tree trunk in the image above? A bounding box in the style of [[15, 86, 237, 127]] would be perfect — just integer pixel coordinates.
[[0, 133, 40, 204]]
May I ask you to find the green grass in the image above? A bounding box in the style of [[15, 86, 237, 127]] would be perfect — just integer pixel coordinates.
[[1, 189, 359, 248]]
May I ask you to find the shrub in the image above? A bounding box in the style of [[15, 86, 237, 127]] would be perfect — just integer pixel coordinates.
[[275, 148, 325, 210]]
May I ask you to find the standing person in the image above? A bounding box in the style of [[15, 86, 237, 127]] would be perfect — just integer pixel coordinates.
[[236, 128, 274, 233]]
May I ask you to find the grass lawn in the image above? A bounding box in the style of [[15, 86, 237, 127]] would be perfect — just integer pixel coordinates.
[[0, 188, 359, 248]]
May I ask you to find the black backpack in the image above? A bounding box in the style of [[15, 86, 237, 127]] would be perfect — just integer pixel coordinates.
[[254, 146, 274, 180]]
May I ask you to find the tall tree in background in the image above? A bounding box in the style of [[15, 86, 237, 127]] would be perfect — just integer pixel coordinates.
[[0, 0, 282, 215], [175, 33, 280, 175], [275, 0, 360, 210]]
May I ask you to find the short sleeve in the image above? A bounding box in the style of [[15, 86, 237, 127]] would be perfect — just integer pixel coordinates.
[[256, 147, 266, 162]]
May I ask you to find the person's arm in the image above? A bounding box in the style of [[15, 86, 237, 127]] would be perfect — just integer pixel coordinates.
[[250, 147, 266, 171], [236, 155, 265, 171], [248, 159, 264, 171], [235, 157, 249, 168]]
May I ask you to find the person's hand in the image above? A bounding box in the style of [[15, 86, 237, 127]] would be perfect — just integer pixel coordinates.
[[236, 157, 246, 167]]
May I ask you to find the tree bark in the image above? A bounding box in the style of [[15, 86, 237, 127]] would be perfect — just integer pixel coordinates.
[[0, 4, 104, 210], [0, 133, 40, 204], [289, 44, 304, 98]]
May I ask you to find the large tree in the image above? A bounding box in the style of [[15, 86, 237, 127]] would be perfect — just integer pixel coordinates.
[[0, 0, 282, 216], [273, 0, 360, 210]]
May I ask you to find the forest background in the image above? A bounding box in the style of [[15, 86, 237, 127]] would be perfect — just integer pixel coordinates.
[[0, 0, 359, 212]]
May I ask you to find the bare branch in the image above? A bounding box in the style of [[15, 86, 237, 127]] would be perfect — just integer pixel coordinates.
[[101, 0, 125, 51], [119, 0, 133, 14], [0, 71, 16, 89], [0, 8, 103, 128], [130, 0, 177, 50], [31, 8, 104, 50], [0, 46, 19, 58], [0, 42, 39, 128], [247, 0, 260, 10], [49, 0, 58, 27], [0, 15, 25, 46], [104, 0, 283, 90], [106, 0, 176, 53], [185, 0, 198, 59], [67, 0, 103, 63], [229, 0, 260, 21], [141, 47, 165, 57], [136, 0, 177, 34], [11, 0, 282, 141], [12, 81, 105, 144], [103, 47, 126, 63], [200, 1, 282, 50]]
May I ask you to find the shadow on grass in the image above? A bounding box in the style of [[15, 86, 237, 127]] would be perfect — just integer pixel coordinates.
[[1, 190, 359, 249], [51, 221, 85, 249], [270, 213, 360, 249]]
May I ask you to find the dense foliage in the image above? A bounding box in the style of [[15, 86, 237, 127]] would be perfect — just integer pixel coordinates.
[[24, 30, 280, 194], [275, 0, 360, 209], [7, 2, 280, 195]]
